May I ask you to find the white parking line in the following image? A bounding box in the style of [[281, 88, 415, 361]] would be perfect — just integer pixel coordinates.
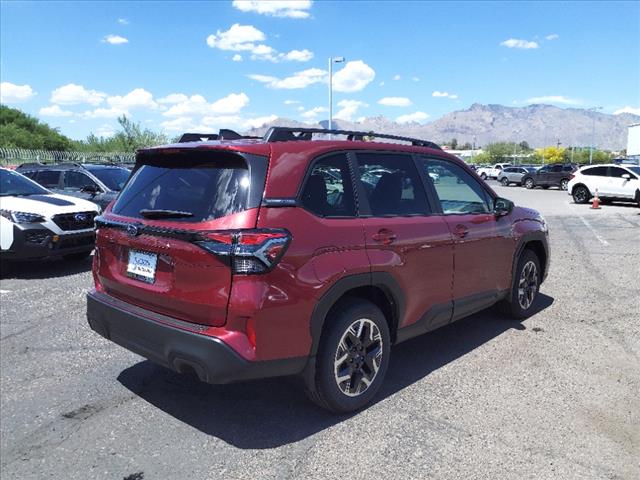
[[578, 215, 610, 246]]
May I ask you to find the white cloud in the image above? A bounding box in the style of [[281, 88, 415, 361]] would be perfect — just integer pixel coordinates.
[[117, 18, 129, 25], [378, 97, 412, 107], [284, 99, 300, 105], [39, 105, 73, 117], [107, 88, 158, 110], [95, 124, 117, 137], [163, 92, 250, 117], [243, 115, 278, 129], [379, 81, 385, 86], [393, 75, 401, 81], [432, 91, 458, 99], [157, 93, 189, 105], [545, 34, 559, 41], [232, 0, 313, 19], [396, 111, 430, 124], [334, 100, 367, 121], [232, 54, 243, 62], [207, 24, 265, 51], [81, 107, 127, 119], [613, 106, 640, 116], [412, 77, 420, 82], [332, 60, 375, 93], [206, 23, 312, 62], [160, 117, 200, 133], [51, 83, 106, 106], [526, 95, 582, 105], [301, 106, 328, 119], [280, 49, 314, 62], [103, 34, 129, 45], [500, 38, 539, 49], [248, 68, 326, 89], [0, 82, 36, 103]]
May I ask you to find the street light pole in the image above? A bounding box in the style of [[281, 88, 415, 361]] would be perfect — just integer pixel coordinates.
[[589, 106, 602, 164], [328, 56, 345, 132]]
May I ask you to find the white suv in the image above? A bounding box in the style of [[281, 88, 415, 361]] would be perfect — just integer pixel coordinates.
[[568, 164, 640, 206], [1, 168, 100, 261]]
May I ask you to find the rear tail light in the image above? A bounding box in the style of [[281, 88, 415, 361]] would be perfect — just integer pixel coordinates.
[[196, 229, 291, 274], [569, 174, 575, 180]]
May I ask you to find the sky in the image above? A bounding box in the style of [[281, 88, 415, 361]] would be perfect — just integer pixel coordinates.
[[1, 0, 639, 140]]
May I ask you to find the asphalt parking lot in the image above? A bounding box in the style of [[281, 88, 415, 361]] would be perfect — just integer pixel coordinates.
[[1, 183, 638, 480]]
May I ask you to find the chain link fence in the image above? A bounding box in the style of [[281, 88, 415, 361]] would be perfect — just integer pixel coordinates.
[[0, 148, 136, 167]]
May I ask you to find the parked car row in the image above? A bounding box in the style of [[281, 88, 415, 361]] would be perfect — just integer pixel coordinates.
[[1, 163, 131, 261], [477, 162, 640, 206]]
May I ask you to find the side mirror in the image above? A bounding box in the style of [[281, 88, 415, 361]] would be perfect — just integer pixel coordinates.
[[494, 197, 514, 217], [622, 174, 631, 180], [81, 184, 99, 194]]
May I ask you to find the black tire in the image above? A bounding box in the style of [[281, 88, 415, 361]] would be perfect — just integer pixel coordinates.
[[635, 190, 640, 208], [542, 185, 550, 190], [572, 185, 590, 204], [560, 179, 569, 190], [480, 173, 487, 180], [524, 177, 535, 189], [500, 249, 541, 319], [63, 251, 92, 261], [501, 177, 510, 186], [305, 299, 391, 413]]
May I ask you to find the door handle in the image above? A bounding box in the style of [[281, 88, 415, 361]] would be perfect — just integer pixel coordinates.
[[372, 229, 397, 245], [454, 224, 469, 238]]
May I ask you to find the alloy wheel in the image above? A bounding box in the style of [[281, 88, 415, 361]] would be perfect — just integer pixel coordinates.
[[561, 179, 569, 190], [518, 260, 538, 310], [525, 178, 534, 189], [334, 318, 383, 397]]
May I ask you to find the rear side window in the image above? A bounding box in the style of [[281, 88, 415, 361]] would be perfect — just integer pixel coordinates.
[[112, 153, 252, 222], [356, 153, 429, 216], [35, 170, 62, 188], [301, 154, 355, 217], [582, 166, 608, 177]]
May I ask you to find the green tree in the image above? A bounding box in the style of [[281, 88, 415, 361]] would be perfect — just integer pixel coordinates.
[[0, 105, 72, 150], [519, 141, 531, 151], [449, 138, 458, 149]]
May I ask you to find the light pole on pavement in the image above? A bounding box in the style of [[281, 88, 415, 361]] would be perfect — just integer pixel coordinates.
[[328, 56, 345, 132], [589, 106, 603, 164]]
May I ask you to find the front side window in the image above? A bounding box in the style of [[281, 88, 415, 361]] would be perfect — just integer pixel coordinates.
[[421, 158, 492, 214], [356, 153, 429, 216], [64, 171, 97, 191], [608, 167, 630, 178], [87, 167, 130, 191], [551, 165, 563, 173], [301, 154, 355, 217]]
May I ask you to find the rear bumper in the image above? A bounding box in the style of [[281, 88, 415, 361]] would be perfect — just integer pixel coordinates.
[[1, 224, 94, 260], [86, 290, 305, 384]]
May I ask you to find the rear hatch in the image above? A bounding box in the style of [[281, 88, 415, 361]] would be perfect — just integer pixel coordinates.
[[94, 148, 268, 327]]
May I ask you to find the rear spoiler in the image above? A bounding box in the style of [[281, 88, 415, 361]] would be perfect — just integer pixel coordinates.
[[178, 129, 261, 143]]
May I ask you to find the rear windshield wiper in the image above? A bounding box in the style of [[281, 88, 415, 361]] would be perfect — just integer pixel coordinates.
[[139, 209, 194, 219]]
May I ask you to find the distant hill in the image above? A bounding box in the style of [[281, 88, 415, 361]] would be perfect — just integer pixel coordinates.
[[245, 104, 639, 150]]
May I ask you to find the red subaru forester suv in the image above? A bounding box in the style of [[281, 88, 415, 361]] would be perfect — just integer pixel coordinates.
[[87, 127, 549, 412]]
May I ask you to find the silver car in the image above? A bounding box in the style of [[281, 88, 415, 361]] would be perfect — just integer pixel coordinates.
[[498, 166, 537, 186]]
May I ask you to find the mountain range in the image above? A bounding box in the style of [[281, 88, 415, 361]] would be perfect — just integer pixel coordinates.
[[245, 104, 639, 151]]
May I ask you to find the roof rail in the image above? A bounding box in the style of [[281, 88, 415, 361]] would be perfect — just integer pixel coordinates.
[[178, 129, 262, 143], [263, 127, 441, 150]]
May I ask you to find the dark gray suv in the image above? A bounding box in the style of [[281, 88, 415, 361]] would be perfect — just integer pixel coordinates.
[[17, 163, 130, 209]]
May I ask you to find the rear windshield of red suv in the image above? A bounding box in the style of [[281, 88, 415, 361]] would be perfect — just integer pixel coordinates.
[[111, 153, 250, 222]]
